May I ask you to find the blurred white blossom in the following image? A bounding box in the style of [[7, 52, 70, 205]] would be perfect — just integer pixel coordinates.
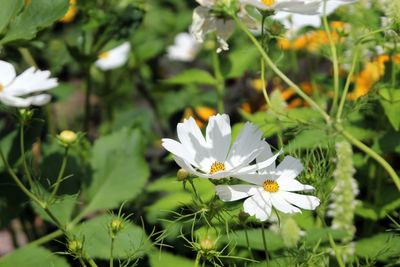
[[95, 42, 131, 71], [167, 32, 202, 62]]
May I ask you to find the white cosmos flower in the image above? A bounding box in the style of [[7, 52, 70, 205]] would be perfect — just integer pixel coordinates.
[[167, 32, 202, 62], [0, 60, 58, 108], [95, 42, 131, 71], [216, 143, 320, 221], [241, 0, 323, 15], [190, 0, 257, 52], [273, 0, 355, 34], [162, 114, 281, 179]]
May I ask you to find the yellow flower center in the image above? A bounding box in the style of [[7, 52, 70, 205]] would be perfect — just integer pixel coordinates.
[[263, 179, 279, 193], [210, 161, 226, 174], [261, 0, 276, 7], [0, 83, 4, 92], [99, 51, 110, 59]]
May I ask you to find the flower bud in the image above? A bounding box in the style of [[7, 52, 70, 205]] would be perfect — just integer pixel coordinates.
[[58, 130, 78, 146], [19, 109, 33, 122], [68, 239, 83, 254], [200, 238, 215, 251], [110, 218, 124, 235], [177, 168, 189, 181]]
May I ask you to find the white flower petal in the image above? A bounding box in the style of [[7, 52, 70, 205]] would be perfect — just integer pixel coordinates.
[[7, 68, 58, 95], [177, 117, 214, 172], [280, 191, 320, 210], [0, 60, 16, 87], [205, 114, 231, 163], [277, 177, 314, 192], [227, 122, 263, 168], [162, 138, 199, 168], [95, 42, 131, 71], [237, 150, 282, 174], [243, 191, 272, 221], [256, 141, 276, 174], [25, 94, 51, 106], [0, 94, 30, 107], [270, 192, 301, 214], [215, 185, 258, 201], [275, 156, 303, 180]]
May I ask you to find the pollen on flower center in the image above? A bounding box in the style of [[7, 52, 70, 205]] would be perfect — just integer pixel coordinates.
[[263, 179, 279, 193], [99, 51, 110, 59], [261, 0, 276, 7], [210, 161, 226, 174]]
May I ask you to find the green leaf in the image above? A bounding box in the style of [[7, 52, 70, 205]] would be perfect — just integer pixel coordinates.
[[85, 128, 149, 213], [33, 194, 78, 226], [0, 246, 70, 267], [356, 233, 400, 261], [0, 0, 23, 34], [222, 46, 259, 78], [379, 88, 400, 131], [0, 0, 69, 44], [287, 129, 330, 150], [72, 214, 151, 259], [148, 251, 194, 267], [165, 69, 217, 86]]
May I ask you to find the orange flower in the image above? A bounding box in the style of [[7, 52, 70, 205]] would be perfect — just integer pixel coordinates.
[[183, 106, 216, 128], [59, 0, 78, 23]]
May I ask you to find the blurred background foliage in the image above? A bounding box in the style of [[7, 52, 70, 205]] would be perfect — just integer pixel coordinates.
[[0, 0, 399, 266]]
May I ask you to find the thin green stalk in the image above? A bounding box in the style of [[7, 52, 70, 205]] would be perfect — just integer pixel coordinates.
[[20, 124, 34, 188], [261, 223, 269, 265], [328, 234, 346, 267], [110, 237, 115, 267], [84, 66, 93, 133], [50, 147, 69, 199], [233, 16, 331, 123], [86, 257, 99, 267], [194, 252, 201, 267], [261, 59, 272, 108], [212, 51, 225, 113], [244, 227, 254, 260], [18, 48, 38, 68], [27, 229, 63, 247], [322, 0, 340, 115], [0, 146, 43, 206], [336, 46, 360, 121], [337, 126, 400, 190], [79, 258, 88, 267]]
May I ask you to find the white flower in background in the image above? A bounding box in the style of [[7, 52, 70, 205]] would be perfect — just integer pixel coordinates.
[[273, 0, 355, 34], [95, 42, 131, 71], [190, 0, 257, 52], [241, 0, 323, 15], [167, 32, 202, 62], [0, 60, 58, 108], [162, 114, 281, 179], [216, 143, 320, 221]]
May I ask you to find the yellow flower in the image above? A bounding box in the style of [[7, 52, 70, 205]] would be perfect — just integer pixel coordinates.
[[59, 0, 78, 24], [183, 106, 216, 128]]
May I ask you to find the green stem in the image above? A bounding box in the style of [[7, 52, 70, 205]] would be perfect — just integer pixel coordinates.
[[336, 46, 360, 121], [328, 234, 346, 267], [261, 223, 269, 265], [233, 16, 331, 123], [86, 257, 98, 267], [50, 147, 69, 199], [79, 258, 88, 267], [194, 252, 201, 267], [260, 59, 272, 108], [28, 229, 63, 247], [84, 66, 93, 133], [110, 237, 115, 267], [322, 0, 340, 115], [18, 48, 38, 68], [20, 123, 34, 188], [337, 127, 400, 190], [244, 227, 254, 260], [0, 146, 43, 206], [212, 51, 225, 113]]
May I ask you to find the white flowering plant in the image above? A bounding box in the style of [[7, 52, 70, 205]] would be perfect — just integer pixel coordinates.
[[0, 0, 399, 266]]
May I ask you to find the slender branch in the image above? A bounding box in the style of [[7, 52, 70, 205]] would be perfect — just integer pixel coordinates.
[[20, 124, 35, 188], [261, 223, 269, 265], [336, 46, 360, 121], [0, 146, 43, 206], [233, 15, 331, 123], [110, 237, 115, 267], [322, 0, 340, 114], [194, 252, 201, 267], [50, 147, 69, 199], [260, 59, 272, 108], [337, 126, 400, 190], [212, 51, 225, 113]]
